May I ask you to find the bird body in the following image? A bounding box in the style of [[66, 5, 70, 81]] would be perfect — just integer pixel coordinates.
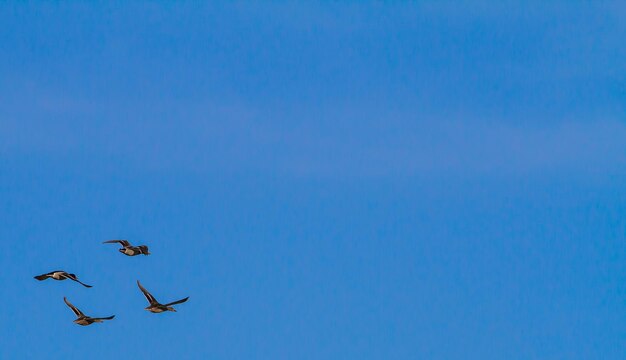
[[137, 280, 189, 313], [63, 297, 114, 326], [34, 271, 93, 288], [103, 239, 150, 256], [147, 305, 170, 313]]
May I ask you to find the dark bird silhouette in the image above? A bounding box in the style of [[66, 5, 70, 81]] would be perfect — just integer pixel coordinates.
[[103, 239, 150, 256], [137, 280, 189, 313], [63, 297, 115, 326], [34, 271, 93, 288]]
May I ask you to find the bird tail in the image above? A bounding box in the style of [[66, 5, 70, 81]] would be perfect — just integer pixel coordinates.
[[34, 275, 48, 281], [139, 245, 150, 255]]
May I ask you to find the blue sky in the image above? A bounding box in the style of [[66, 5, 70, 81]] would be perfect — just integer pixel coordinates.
[[1, 2, 625, 359]]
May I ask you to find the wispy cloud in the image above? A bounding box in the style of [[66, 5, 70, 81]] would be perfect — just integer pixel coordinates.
[[3, 91, 624, 180], [269, 118, 626, 178]]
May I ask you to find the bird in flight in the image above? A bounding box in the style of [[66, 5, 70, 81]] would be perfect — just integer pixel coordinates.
[[137, 280, 189, 313], [63, 297, 115, 326], [103, 239, 150, 256], [34, 271, 93, 288]]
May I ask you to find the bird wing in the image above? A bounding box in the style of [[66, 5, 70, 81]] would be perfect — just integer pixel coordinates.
[[164, 297, 189, 307], [64, 297, 85, 317], [34, 270, 62, 280], [64, 274, 93, 288], [103, 239, 131, 247], [138, 245, 150, 255], [93, 315, 115, 321], [137, 280, 158, 304]]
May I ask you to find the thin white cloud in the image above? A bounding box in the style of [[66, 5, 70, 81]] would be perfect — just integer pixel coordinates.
[[271, 119, 626, 178], [2, 83, 625, 180]]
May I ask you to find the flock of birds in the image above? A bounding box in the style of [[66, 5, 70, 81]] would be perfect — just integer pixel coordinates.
[[34, 239, 189, 326]]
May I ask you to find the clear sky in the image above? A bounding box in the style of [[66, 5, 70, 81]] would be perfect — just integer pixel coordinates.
[[1, 2, 626, 359]]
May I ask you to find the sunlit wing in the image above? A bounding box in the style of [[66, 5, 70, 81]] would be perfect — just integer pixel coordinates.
[[137, 281, 158, 304], [63, 297, 85, 317]]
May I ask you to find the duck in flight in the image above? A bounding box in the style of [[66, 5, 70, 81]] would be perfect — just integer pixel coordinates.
[[137, 280, 189, 313], [34, 271, 93, 288], [103, 239, 150, 256], [63, 297, 115, 326]]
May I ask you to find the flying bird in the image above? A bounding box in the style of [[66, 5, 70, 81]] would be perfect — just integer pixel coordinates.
[[63, 297, 115, 326], [137, 280, 189, 313], [34, 271, 93, 288], [103, 239, 150, 256]]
